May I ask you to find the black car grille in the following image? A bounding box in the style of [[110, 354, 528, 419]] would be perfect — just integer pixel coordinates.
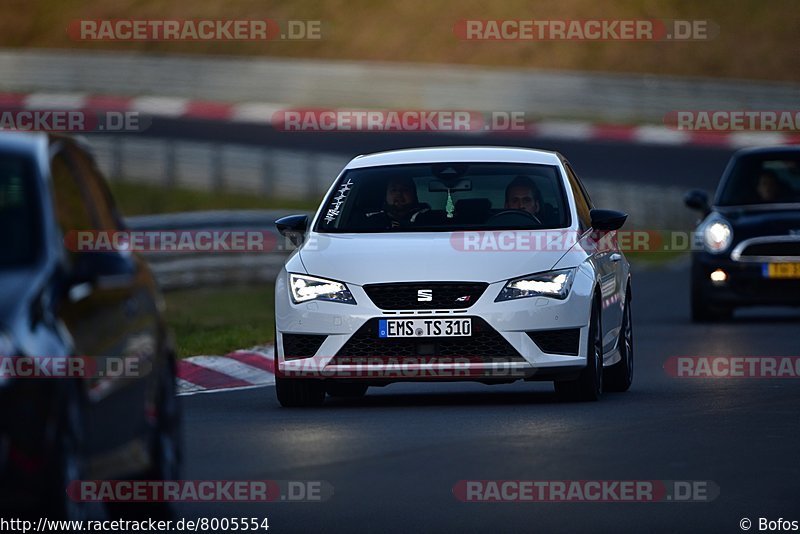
[[362, 282, 488, 310], [330, 317, 526, 364], [527, 329, 581, 356], [282, 334, 327, 360], [740, 240, 800, 259]]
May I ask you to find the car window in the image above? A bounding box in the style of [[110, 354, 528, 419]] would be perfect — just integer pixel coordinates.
[[67, 145, 122, 231], [564, 162, 592, 229], [0, 152, 40, 268], [314, 162, 571, 233], [51, 151, 94, 234], [718, 153, 800, 206]]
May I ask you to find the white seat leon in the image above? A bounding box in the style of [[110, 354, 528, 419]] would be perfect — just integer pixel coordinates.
[[274, 147, 633, 406]]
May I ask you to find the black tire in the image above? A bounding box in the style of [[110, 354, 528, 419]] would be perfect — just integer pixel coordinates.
[[326, 382, 369, 398], [555, 297, 603, 402], [604, 288, 633, 392], [276, 376, 326, 407], [45, 382, 89, 520], [107, 358, 180, 520]]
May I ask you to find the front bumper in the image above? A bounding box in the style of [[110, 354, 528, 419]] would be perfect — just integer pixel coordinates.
[[274, 269, 595, 382], [692, 252, 800, 307]]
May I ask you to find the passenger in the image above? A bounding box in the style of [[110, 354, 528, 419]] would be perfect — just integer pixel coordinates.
[[364, 177, 430, 228]]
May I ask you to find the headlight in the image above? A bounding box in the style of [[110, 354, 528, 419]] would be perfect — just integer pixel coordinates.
[[496, 268, 576, 302], [703, 220, 733, 253], [289, 273, 356, 305]]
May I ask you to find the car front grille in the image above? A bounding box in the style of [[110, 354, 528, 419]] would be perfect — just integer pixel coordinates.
[[282, 334, 327, 360], [362, 282, 488, 310], [526, 328, 581, 356], [739, 240, 800, 260], [330, 317, 526, 364]]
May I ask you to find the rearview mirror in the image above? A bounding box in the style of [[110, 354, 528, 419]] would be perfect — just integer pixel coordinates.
[[590, 209, 628, 231], [684, 189, 710, 214], [276, 214, 309, 247], [429, 179, 472, 193]]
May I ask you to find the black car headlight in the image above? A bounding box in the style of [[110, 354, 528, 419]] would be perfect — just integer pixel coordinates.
[[496, 268, 577, 302], [703, 219, 733, 254], [289, 273, 356, 305]]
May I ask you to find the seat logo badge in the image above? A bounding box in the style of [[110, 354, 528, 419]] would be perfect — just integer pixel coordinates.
[[417, 289, 433, 302]]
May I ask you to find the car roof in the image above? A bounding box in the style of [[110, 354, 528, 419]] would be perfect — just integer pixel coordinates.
[[0, 131, 51, 155], [346, 146, 563, 169], [733, 145, 800, 157]]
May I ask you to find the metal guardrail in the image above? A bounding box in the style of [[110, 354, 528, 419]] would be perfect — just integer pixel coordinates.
[[94, 135, 693, 234], [2, 49, 799, 122]]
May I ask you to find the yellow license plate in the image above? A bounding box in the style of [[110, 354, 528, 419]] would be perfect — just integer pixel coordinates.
[[764, 263, 800, 279]]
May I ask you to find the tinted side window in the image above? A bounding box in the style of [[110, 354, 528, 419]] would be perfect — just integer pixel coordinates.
[[51, 152, 93, 234], [564, 163, 592, 229], [68, 146, 121, 231]]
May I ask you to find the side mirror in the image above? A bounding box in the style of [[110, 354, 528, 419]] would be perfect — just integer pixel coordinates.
[[68, 251, 136, 300], [275, 214, 309, 247], [590, 209, 628, 231], [684, 190, 710, 214]]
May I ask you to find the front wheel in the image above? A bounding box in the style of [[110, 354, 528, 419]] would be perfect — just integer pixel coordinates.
[[604, 288, 633, 392], [555, 298, 603, 402], [276, 376, 326, 407]]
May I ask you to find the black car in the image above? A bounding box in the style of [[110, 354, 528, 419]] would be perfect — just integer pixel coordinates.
[[685, 146, 800, 321], [0, 132, 179, 518]]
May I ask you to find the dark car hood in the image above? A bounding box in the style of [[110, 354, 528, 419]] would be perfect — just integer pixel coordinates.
[[715, 207, 800, 241]]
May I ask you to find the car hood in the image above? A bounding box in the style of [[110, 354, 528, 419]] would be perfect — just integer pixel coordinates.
[[299, 232, 575, 285], [715, 207, 800, 242]]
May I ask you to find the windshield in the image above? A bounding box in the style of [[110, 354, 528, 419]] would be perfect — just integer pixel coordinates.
[[717, 153, 800, 206], [314, 162, 570, 233], [0, 153, 40, 268]]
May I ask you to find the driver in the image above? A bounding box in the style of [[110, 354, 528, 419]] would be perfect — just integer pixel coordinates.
[[504, 176, 542, 220], [364, 177, 430, 228]]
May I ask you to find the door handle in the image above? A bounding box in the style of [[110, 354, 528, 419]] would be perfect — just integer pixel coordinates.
[[610, 253, 623, 262]]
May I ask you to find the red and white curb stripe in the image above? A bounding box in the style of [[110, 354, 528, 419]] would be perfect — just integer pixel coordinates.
[[2, 90, 798, 148], [176, 346, 274, 396]]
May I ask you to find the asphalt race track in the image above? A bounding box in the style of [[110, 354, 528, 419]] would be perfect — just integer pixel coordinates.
[[146, 122, 800, 532], [176, 264, 800, 532], [178, 248, 800, 532]]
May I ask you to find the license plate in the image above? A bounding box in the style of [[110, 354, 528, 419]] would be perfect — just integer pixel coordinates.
[[378, 318, 472, 338], [763, 263, 800, 279]]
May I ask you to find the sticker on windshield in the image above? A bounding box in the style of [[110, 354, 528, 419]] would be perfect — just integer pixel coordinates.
[[323, 178, 354, 224]]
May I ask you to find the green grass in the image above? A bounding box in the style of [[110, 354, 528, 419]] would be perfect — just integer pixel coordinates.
[[6, 0, 800, 82], [109, 179, 319, 217], [165, 285, 275, 358]]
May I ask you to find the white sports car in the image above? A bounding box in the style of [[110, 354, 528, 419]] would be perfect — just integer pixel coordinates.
[[274, 147, 633, 406]]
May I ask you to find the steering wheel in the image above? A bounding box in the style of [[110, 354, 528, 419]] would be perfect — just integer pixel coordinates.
[[488, 209, 542, 225]]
